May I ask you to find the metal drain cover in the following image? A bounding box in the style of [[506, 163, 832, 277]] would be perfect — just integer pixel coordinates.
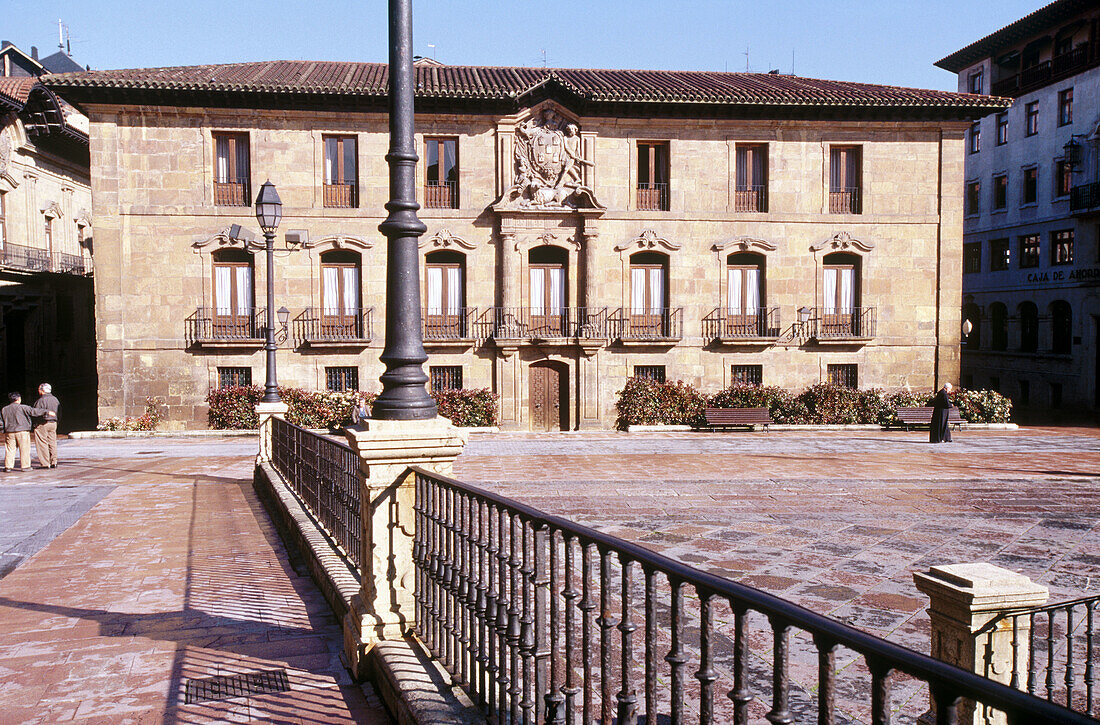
[[184, 668, 290, 704]]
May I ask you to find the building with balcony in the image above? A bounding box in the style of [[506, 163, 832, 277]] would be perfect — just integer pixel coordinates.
[[937, 0, 1100, 413], [45, 60, 1003, 430], [0, 64, 96, 429]]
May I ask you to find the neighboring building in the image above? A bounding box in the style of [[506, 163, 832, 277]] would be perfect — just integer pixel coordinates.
[[45, 61, 1004, 430], [0, 72, 96, 429], [936, 0, 1100, 413]]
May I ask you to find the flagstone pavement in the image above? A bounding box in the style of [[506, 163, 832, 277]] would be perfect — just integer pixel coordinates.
[[0, 427, 1097, 723]]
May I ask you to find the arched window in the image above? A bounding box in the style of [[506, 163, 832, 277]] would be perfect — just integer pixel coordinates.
[[212, 248, 254, 337], [990, 302, 1007, 351], [529, 245, 568, 336], [963, 302, 982, 349], [1051, 300, 1072, 354], [425, 250, 466, 338], [1018, 301, 1038, 352], [629, 251, 670, 337], [822, 252, 861, 336], [726, 251, 765, 335], [320, 250, 362, 337]]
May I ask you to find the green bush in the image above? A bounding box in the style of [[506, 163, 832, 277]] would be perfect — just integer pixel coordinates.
[[615, 377, 706, 428], [705, 384, 808, 424], [97, 397, 165, 431], [433, 388, 500, 428], [954, 387, 1013, 423]]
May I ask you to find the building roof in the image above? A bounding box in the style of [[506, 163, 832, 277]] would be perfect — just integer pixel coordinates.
[[40, 50, 85, 75], [0, 76, 36, 107], [935, 0, 1094, 72], [42, 60, 1009, 119]]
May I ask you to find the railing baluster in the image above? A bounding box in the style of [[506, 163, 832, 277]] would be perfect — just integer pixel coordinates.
[[426, 476, 440, 658], [581, 542, 597, 725], [473, 496, 488, 711], [767, 617, 793, 724], [1087, 602, 1096, 715], [666, 578, 686, 725], [813, 635, 836, 725], [644, 567, 658, 725], [730, 604, 751, 724], [600, 547, 616, 725], [1047, 610, 1055, 700], [508, 513, 523, 725], [562, 535, 579, 725], [485, 502, 500, 721], [932, 683, 960, 725], [1010, 614, 1020, 690], [442, 484, 455, 673], [459, 492, 473, 690], [869, 659, 894, 725], [617, 557, 638, 725], [533, 524, 551, 725], [520, 518, 537, 725], [696, 590, 718, 725], [496, 505, 511, 720], [1066, 605, 1075, 709], [1028, 612, 1037, 696]]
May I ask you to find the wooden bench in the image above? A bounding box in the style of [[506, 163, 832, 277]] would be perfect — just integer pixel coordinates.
[[894, 406, 962, 431], [703, 407, 773, 431]]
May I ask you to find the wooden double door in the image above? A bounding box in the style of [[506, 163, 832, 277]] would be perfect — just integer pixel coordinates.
[[528, 361, 569, 432]]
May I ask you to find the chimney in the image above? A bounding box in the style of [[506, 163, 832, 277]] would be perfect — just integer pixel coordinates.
[[1, 41, 12, 50], [31, 46, 38, 60]]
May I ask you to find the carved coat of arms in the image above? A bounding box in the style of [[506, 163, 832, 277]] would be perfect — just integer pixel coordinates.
[[502, 108, 601, 209]]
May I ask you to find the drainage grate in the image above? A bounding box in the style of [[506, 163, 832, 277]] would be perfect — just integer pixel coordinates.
[[184, 668, 290, 704]]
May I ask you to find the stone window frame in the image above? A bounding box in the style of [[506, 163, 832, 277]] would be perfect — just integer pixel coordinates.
[[1024, 101, 1039, 137], [712, 236, 777, 321], [321, 134, 359, 209], [1020, 165, 1038, 206], [1018, 234, 1041, 269], [990, 238, 1011, 271], [963, 242, 982, 274], [211, 130, 251, 207], [632, 365, 666, 383], [423, 135, 460, 209], [634, 140, 670, 211], [995, 112, 1008, 146], [965, 179, 981, 216], [325, 366, 359, 392], [614, 229, 682, 318], [992, 172, 1008, 211], [808, 232, 876, 323], [429, 365, 463, 391]]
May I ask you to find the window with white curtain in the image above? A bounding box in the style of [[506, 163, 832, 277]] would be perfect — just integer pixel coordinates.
[[426, 259, 463, 315], [530, 265, 565, 315], [322, 265, 360, 315], [213, 260, 252, 316], [629, 252, 668, 316], [823, 265, 855, 314]]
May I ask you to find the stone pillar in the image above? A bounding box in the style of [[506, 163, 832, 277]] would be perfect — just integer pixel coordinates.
[[341, 416, 467, 679], [255, 401, 289, 464], [500, 232, 517, 310], [914, 563, 1049, 725], [583, 230, 598, 309]]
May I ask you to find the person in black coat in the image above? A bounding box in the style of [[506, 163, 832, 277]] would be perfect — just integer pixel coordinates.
[[930, 382, 954, 443]]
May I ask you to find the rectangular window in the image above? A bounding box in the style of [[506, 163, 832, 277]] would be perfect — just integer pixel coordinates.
[[966, 181, 981, 215], [633, 365, 666, 383], [1019, 234, 1040, 268], [1055, 160, 1072, 198], [968, 69, 983, 94], [1022, 167, 1038, 205], [637, 142, 670, 210], [734, 144, 768, 212], [1025, 102, 1039, 136], [323, 135, 358, 208], [993, 174, 1007, 210], [996, 113, 1008, 145], [963, 242, 982, 274], [990, 238, 1011, 271], [731, 365, 763, 386], [827, 364, 858, 389], [218, 367, 252, 388], [829, 146, 862, 214], [325, 366, 359, 392], [969, 122, 981, 154], [1051, 229, 1074, 265], [429, 365, 463, 391], [213, 132, 250, 206], [1058, 88, 1073, 126], [424, 137, 458, 209]]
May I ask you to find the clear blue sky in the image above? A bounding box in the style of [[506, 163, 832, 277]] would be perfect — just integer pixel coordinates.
[[2, 0, 1043, 91]]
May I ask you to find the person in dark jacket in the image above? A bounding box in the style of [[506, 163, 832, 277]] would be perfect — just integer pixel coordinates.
[[2, 392, 53, 471], [33, 383, 60, 468], [930, 382, 954, 444]]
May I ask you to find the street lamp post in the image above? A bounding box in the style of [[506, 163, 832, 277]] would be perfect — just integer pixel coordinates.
[[372, 0, 437, 421], [255, 180, 283, 404]]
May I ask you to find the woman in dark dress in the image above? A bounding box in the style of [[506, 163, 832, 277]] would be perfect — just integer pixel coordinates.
[[930, 382, 954, 443]]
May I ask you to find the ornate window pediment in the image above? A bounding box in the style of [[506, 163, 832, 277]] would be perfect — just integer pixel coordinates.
[[810, 231, 875, 253], [41, 200, 62, 219], [420, 228, 476, 250], [712, 236, 777, 253], [614, 229, 681, 253], [304, 233, 373, 252], [193, 227, 261, 253]]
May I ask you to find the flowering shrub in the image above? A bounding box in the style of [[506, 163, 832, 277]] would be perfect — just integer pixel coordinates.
[[615, 377, 706, 429], [206, 385, 263, 429], [97, 397, 165, 431], [954, 388, 1013, 424], [433, 388, 499, 428], [705, 384, 809, 424]]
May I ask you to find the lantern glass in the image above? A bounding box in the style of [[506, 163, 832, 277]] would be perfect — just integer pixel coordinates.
[[254, 180, 283, 233], [277, 306, 290, 328]]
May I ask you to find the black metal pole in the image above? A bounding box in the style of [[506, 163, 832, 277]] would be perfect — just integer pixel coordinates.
[[262, 228, 281, 403], [373, 0, 436, 420]]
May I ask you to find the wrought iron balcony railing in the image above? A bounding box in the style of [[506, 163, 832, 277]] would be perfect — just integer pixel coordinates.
[[295, 307, 373, 343], [1071, 182, 1100, 213], [702, 307, 781, 340], [213, 180, 250, 206], [805, 306, 876, 340], [423, 307, 478, 341], [733, 185, 767, 212], [323, 182, 357, 208], [611, 307, 683, 341], [2, 243, 52, 272], [636, 182, 669, 211], [829, 187, 862, 214], [483, 307, 610, 341], [187, 306, 265, 344], [424, 180, 458, 209], [992, 44, 1095, 97], [57, 252, 87, 275]]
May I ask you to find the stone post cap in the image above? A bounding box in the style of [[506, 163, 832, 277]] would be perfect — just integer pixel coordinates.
[[344, 416, 468, 465], [914, 562, 1048, 613], [255, 401, 290, 414]]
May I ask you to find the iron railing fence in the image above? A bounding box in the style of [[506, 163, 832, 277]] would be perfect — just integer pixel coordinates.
[[733, 185, 767, 212], [411, 467, 1094, 725], [1072, 182, 1100, 213], [636, 182, 669, 211], [610, 307, 683, 341], [702, 307, 781, 340], [2, 243, 51, 272], [806, 306, 876, 340], [423, 307, 478, 341], [58, 252, 87, 275], [483, 307, 610, 341], [323, 182, 357, 208], [294, 307, 373, 343], [977, 593, 1100, 718], [186, 306, 265, 343], [829, 187, 862, 214], [271, 418, 361, 570], [213, 180, 250, 206], [993, 44, 1095, 97], [424, 180, 458, 209]]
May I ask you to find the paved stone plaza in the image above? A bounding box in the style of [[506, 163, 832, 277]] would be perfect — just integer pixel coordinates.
[[0, 428, 1097, 723]]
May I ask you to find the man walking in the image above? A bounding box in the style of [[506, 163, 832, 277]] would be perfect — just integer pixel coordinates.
[[33, 383, 60, 468], [2, 392, 51, 472]]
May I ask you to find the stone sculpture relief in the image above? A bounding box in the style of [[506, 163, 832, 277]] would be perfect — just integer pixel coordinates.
[[501, 107, 601, 210]]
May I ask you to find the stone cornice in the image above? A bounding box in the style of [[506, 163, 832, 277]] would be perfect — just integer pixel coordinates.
[[419, 228, 476, 251], [810, 231, 875, 253], [614, 229, 680, 253], [712, 236, 777, 253]]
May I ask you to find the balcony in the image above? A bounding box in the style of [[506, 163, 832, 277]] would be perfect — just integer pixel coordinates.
[[1070, 182, 1100, 215], [829, 187, 861, 214], [611, 307, 683, 343], [484, 307, 610, 342], [322, 183, 357, 208], [992, 43, 1095, 97], [805, 306, 876, 343], [733, 185, 767, 212], [295, 307, 373, 347], [423, 181, 457, 209], [187, 307, 265, 347], [702, 307, 780, 343], [422, 307, 478, 346], [1, 244, 88, 276], [636, 182, 669, 211], [213, 181, 250, 207]]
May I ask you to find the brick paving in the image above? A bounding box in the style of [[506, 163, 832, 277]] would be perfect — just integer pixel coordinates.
[[0, 442, 391, 724]]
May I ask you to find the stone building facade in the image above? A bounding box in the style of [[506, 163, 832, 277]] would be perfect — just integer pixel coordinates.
[[46, 62, 1004, 430], [938, 0, 1100, 413]]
